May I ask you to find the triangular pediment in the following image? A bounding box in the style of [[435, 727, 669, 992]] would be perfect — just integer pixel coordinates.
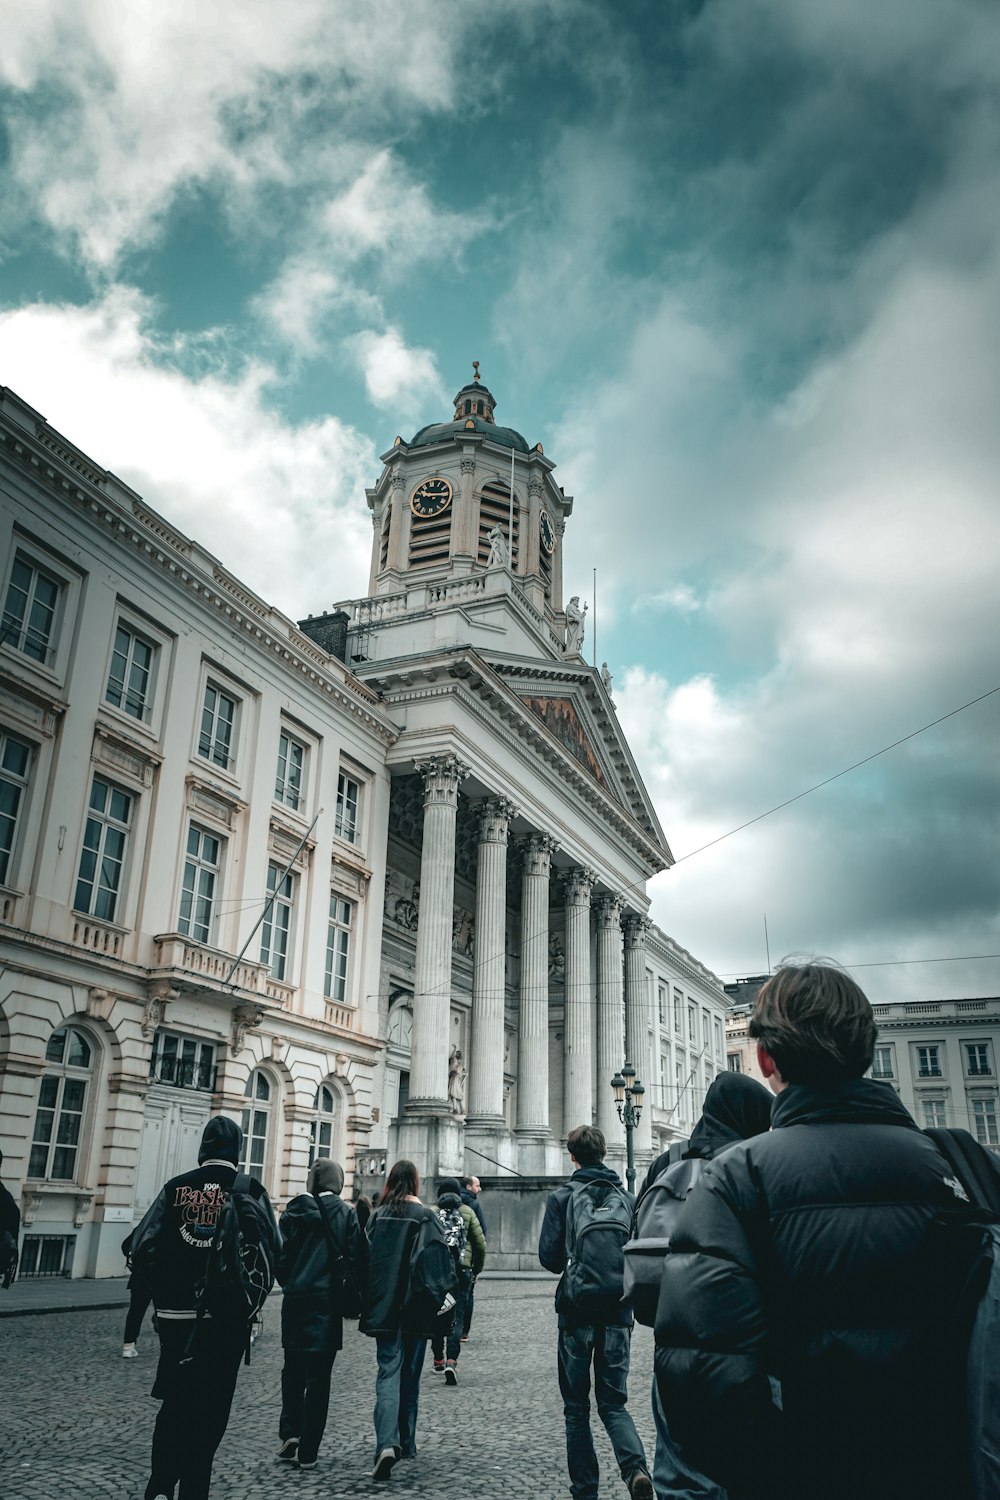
[[484, 655, 671, 860]]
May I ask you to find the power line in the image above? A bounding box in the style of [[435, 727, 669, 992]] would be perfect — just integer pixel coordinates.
[[672, 681, 1000, 865]]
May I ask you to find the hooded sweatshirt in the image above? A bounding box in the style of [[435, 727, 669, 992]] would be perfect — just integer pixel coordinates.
[[278, 1157, 365, 1352], [129, 1114, 277, 1318]]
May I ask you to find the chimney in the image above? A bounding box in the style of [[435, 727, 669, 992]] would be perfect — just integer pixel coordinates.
[[298, 610, 349, 662]]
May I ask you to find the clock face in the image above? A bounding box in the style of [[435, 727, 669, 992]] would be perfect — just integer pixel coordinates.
[[539, 510, 555, 555], [410, 476, 453, 518]]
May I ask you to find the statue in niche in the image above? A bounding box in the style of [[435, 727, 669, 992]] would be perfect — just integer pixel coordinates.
[[487, 523, 510, 568], [385, 869, 420, 931], [548, 933, 566, 983], [565, 595, 588, 654], [452, 905, 475, 957], [448, 1046, 467, 1115]]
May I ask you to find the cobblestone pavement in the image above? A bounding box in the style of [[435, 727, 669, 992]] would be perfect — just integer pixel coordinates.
[[0, 1281, 658, 1500]]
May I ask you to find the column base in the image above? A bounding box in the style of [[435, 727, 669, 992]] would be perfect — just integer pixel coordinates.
[[395, 1111, 466, 1184], [464, 1121, 518, 1179], [514, 1129, 563, 1176]]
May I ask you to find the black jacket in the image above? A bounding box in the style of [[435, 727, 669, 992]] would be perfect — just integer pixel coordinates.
[[538, 1163, 633, 1328], [0, 1180, 19, 1286], [654, 1078, 979, 1500], [129, 1159, 278, 1318], [277, 1191, 365, 1353], [360, 1200, 441, 1337], [459, 1187, 486, 1235]]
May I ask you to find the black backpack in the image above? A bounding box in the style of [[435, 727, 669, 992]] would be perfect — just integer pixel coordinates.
[[313, 1192, 362, 1319], [558, 1178, 634, 1322], [623, 1157, 704, 1326], [194, 1172, 278, 1329], [400, 1212, 460, 1339]]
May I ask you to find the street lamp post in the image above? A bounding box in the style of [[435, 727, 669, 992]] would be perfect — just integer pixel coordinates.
[[611, 1060, 645, 1194]]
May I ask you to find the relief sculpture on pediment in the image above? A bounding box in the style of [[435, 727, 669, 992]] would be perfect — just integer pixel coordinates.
[[522, 696, 606, 787]]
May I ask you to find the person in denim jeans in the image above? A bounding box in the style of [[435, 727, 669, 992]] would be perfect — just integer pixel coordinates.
[[360, 1160, 440, 1482], [539, 1125, 653, 1500]]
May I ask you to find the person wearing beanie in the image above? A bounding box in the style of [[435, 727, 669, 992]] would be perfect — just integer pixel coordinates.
[[128, 1112, 279, 1500], [275, 1157, 366, 1470], [431, 1179, 486, 1381]]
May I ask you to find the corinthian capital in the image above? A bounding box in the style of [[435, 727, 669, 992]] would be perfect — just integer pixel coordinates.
[[520, 831, 558, 877], [415, 755, 470, 806], [477, 796, 517, 845], [623, 915, 652, 950], [563, 866, 597, 907], [595, 893, 624, 930]]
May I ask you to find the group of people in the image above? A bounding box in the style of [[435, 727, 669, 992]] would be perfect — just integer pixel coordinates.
[[538, 961, 1000, 1500], [124, 1119, 488, 1498]]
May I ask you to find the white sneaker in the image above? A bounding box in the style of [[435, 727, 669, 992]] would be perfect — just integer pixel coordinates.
[[372, 1447, 397, 1481], [122, 1344, 139, 1358]]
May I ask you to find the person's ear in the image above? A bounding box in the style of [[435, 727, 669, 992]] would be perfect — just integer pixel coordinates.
[[756, 1043, 785, 1094]]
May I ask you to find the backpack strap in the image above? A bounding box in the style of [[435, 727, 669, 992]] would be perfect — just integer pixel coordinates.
[[313, 1193, 348, 1282]]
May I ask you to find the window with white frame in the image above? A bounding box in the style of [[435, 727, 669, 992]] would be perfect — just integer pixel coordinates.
[[29, 1026, 94, 1180], [260, 864, 295, 980], [727, 1053, 742, 1073], [2, 551, 62, 664], [673, 990, 682, 1033], [387, 1005, 413, 1051], [674, 1059, 685, 1118], [714, 1018, 723, 1056], [688, 1005, 697, 1044], [0, 730, 32, 885], [966, 1043, 993, 1077], [198, 681, 238, 770], [921, 1098, 947, 1129], [972, 1098, 998, 1147], [150, 1031, 216, 1091], [916, 1045, 942, 1079], [324, 894, 353, 1001], [308, 1084, 337, 1166], [240, 1071, 272, 1181], [871, 1044, 895, 1080], [658, 985, 668, 1028], [335, 772, 360, 843], [274, 731, 306, 811], [74, 777, 132, 922], [178, 825, 223, 944], [105, 622, 155, 721]]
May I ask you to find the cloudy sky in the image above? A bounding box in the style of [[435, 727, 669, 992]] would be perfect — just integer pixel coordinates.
[[3, 0, 999, 1002]]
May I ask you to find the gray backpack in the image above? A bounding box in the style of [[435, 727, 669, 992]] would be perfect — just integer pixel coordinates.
[[623, 1157, 704, 1326]]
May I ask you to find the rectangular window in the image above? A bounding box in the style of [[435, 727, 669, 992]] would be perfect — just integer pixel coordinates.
[[335, 772, 359, 843], [106, 622, 155, 720], [325, 895, 354, 1001], [29, 1074, 87, 1180], [871, 1045, 894, 1080], [198, 682, 238, 769], [675, 1060, 685, 1116], [74, 778, 132, 922], [274, 732, 305, 811], [966, 1043, 992, 1077], [673, 990, 682, 1033], [2, 551, 61, 663], [972, 1099, 999, 1147], [260, 863, 294, 980], [658, 985, 667, 1028], [687, 1005, 697, 1044], [0, 731, 31, 885], [917, 1045, 942, 1079], [178, 825, 222, 943], [921, 1099, 947, 1130], [727, 1053, 742, 1073], [150, 1031, 216, 1091], [714, 1018, 723, 1056]]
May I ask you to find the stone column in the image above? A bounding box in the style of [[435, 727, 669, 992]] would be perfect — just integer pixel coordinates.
[[624, 915, 653, 1153], [515, 834, 555, 1154], [407, 756, 467, 1109], [595, 894, 625, 1152], [467, 797, 515, 1123], [562, 867, 596, 1135]]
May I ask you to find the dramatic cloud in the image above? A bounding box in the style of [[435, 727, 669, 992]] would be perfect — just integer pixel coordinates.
[[0, 288, 375, 615]]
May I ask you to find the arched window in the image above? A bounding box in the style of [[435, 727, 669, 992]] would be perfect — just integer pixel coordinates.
[[30, 1026, 94, 1181], [239, 1069, 272, 1182], [308, 1083, 338, 1167], [387, 1005, 413, 1051]]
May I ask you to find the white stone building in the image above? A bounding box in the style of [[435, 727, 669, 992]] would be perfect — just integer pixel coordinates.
[[869, 996, 1000, 1148], [0, 372, 729, 1275]]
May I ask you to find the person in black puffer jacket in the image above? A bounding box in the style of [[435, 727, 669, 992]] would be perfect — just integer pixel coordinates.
[[654, 962, 980, 1500], [276, 1158, 365, 1470]]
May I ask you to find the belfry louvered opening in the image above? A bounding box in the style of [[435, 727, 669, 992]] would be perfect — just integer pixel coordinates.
[[477, 482, 519, 570], [408, 504, 452, 569]]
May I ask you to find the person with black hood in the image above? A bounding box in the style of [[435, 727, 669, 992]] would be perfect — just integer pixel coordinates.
[[538, 1124, 654, 1500], [645, 1071, 773, 1500], [276, 1157, 365, 1469], [0, 1149, 20, 1289], [655, 961, 982, 1500], [431, 1178, 486, 1380], [128, 1114, 279, 1500]]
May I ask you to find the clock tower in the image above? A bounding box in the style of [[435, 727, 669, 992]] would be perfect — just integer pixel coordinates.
[[352, 367, 579, 663]]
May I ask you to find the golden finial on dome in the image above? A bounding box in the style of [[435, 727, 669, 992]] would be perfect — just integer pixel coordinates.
[[472, 360, 480, 383]]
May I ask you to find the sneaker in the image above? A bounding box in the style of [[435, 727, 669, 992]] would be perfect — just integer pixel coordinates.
[[445, 1360, 458, 1386], [297, 1459, 317, 1470], [122, 1343, 139, 1358], [629, 1472, 654, 1500], [372, 1447, 397, 1481], [432, 1358, 445, 1373], [460, 1335, 470, 1342], [277, 1438, 299, 1462]]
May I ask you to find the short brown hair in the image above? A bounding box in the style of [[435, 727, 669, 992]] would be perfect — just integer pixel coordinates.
[[567, 1125, 606, 1166], [748, 962, 876, 1086]]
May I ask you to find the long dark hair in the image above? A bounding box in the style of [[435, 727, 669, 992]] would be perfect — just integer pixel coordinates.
[[378, 1158, 419, 1213]]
